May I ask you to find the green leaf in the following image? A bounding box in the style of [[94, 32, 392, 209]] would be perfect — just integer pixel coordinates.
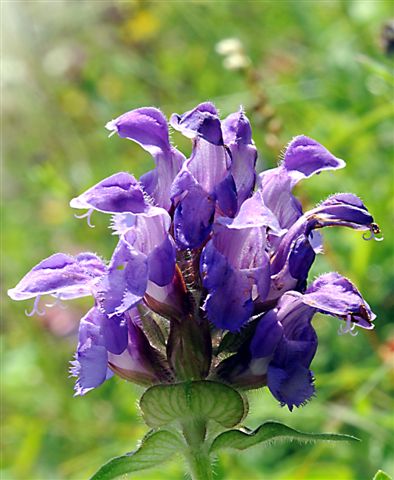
[[373, 470, 393, 480], [210, 421, 360, 453], [89, 430, 184, 480], [140, 380, 247, 429]]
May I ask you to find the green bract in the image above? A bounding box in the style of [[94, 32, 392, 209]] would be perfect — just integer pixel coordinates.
[[140, 380, 247, 429]]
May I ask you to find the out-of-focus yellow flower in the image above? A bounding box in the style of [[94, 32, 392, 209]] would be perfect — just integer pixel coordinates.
[[97, 75, 124, 102], [121, 10, 160, 43], [59, 88, 88, 118]]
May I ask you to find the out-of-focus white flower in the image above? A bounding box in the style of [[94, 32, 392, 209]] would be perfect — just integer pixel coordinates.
[[215, 37, 250, 71], [215, 37, 243, 55], [223, 53, 251, 70]]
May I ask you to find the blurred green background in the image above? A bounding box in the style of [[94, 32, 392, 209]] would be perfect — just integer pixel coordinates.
[[2, 1, 394, 479]]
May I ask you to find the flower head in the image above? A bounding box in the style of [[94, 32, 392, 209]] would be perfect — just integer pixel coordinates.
[[9, 102, 380, 407]]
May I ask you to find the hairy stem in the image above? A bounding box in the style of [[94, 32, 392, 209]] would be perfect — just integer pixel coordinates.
[[182, 419, 213, 480]]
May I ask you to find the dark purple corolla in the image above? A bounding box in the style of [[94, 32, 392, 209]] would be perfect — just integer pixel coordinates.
[[8, 102, 381, 410]]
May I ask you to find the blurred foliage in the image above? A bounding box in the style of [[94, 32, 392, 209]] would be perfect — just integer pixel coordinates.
[[2, 1, 394, 479]]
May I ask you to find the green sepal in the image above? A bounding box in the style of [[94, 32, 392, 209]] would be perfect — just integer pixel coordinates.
[[373, 470, 393, 480], [89, 429, 184, 480], [140, 380, 247, 429], [210, 420, 360, 453], [215, 319, 258, 355]]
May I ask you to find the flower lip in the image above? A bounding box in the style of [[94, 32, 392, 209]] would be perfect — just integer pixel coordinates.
[[70, 172, 148, 215], [304, 272, 376, 329], [8, 252, 106, 301], [105, 107, 172, 154], [222, 108, 252, 145], [170, 102, 224, 146], [282, 135, 346, 182]]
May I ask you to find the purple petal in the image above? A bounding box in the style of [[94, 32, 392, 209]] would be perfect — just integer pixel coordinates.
[[267, 364, 315, 410], [203, 271, 254, 332], [212, 198, 272, 302], [99, 206, 175, 314], [106, 107, 172, 155], [250, 310, 284, 358], [70, 307, 109, 396], [187, 138, 231, 194], [173, 184, 215, 249], [214, 173, 238, 218], [8, 252, 106, 301], [124, 206, 172, 254], [170, 103, 233, 209], [123, 207, 176, 286], [305, 272, 375, 329], [288, 235, 316, 291], [201, 241, 254, 331], [218, 190, 282, 232], [75, 252, 108, 276], [247, 257, 271, 302], [200, 240, 229, 290], [314, 193, 374, 229], [213, 222, 267, 271], [209, 199, 273, 305], [100, 314, 129, 355], [170, 102, 223, 145], [70, 172, 147, 214], [98, 239, 148, 317], [259, 168, 303, 230], [110, 205, 170, 236], [140, 147, 185, 211], [222, 109, 257, 207], [265, 294, 318, 409], [147, 235, 176, 286], [283, 135, 345, 183], [222, 109, 252, 145]]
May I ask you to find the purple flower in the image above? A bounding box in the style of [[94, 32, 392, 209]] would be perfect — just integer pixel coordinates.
[[8, 101, 380, 407], [258, 135, 345, 230], [250, 273, 375, 410], [221, 108, 257, 208], [106, 107, 185, 211], [170, 103, 239, 248], [71, 307, 170, 395], [98, 206, 176, 317], [267, 193, 377, 299]]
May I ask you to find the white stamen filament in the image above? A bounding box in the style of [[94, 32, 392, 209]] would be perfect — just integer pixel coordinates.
[[363, 230, 384, 242], [74, 209, 95, 228], [25, 296, 45, 317], [338, 314, 358, 336]]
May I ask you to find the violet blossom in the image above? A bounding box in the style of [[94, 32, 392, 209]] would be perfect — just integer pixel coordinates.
[[8, 102, 381, 411]]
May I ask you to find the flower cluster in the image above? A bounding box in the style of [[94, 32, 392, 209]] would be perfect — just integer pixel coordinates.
[[8, 102, 381, 410]]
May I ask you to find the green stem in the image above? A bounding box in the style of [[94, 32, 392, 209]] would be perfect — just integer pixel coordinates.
[[182, 419, 213, 480]]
